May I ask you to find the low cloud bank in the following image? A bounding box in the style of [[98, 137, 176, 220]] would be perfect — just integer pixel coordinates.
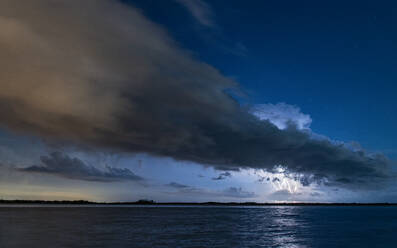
[[166, 182, 256, 198], [21, 152, 142, 182]]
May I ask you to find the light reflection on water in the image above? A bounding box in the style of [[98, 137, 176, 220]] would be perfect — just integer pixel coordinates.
[[269, 207, 308, 247], [0, 206, 397, 248]]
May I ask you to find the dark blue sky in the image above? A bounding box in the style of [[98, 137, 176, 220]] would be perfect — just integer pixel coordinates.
[[127, 0, 397, 156]]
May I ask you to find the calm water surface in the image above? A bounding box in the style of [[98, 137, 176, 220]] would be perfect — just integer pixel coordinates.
[[0, 205, 396, 248]]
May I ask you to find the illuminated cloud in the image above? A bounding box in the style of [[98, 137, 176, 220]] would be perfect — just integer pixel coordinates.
[[252, 103, 312, 130]]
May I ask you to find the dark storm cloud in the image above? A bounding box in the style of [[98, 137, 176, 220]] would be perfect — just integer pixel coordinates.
[[21, 152, 142, 182], [0, 0, 391, 188], [212, 172, 231, 180]]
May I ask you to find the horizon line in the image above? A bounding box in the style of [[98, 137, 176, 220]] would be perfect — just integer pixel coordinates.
[[1, 199, 397, 206]]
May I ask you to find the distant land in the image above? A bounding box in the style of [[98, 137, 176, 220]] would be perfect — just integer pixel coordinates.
[[1, 199, 397, 206]]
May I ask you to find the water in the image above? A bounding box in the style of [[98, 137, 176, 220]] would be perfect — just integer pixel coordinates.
[[0, 205, 396, 248]]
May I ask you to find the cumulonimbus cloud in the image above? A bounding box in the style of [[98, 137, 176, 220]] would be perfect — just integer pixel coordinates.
[[0, 0, 391, 188]]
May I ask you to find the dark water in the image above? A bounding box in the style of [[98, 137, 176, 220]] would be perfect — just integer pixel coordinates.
[[1, 206, 397, 248]]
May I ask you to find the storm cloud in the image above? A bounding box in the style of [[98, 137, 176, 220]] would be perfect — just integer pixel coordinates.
[[21, 152, 142, 182], [0, 0, 391, 188]]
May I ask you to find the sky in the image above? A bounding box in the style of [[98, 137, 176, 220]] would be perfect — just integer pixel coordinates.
[[0, 0, 396, 202]]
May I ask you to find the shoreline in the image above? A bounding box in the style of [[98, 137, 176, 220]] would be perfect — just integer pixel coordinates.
[[1, 200, 397, 206]]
